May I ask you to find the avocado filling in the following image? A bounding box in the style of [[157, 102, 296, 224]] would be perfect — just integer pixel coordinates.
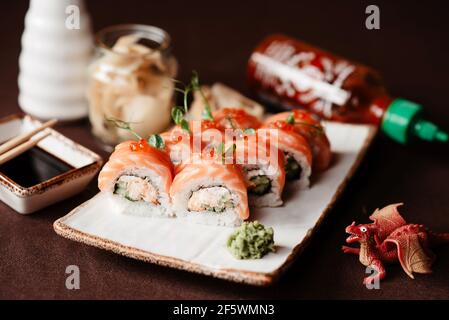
[[227, 221, 275, 259], [188, 186, 235, 213], [114, 175, 159, 204], [248, 175, 272, 195], [284, 155, 302, 181]]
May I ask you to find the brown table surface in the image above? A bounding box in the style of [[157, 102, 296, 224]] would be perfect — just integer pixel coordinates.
[[1, 0, 448, 300]]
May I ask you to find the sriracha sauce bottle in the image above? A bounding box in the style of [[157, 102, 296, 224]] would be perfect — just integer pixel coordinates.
[[248, 34, 447, 144]]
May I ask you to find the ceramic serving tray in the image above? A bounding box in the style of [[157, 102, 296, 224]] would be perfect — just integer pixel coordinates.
[[54, 122, 376, 286]]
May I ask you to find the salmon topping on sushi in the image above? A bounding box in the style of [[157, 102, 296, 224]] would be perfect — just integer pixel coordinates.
[[264, 111, 331, 171], [213, 108, 261, 130], [259, 123, 313, 189]]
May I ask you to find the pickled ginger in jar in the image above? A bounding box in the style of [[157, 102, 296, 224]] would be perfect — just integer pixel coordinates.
[[87, 24, 177, 149]]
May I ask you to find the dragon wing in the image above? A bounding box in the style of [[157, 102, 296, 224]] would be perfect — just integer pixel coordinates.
[[385, 232, 433, 279], [369, 203, 406, 239]]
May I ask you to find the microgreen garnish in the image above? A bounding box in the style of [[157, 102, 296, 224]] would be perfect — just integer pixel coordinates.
[[191, 71, 213, 121], [216, 142, 224, 158], [226, 143, 237, 157], [171, 82, 190, 132], [284, 112, 324, 135], [286, 112, 295, 124], [180, 119, 190, 132], [106, 117, 142, 139], [171, 103, 190, 133], [201, 107, 214, 121], [216, 142, 236, 164], [171, 71, 214, 133], [295, 122, 325, 135], [148, 134, 165, 149], [171, 107, 184, 124], [226, 116, 237, 129], [243, 128, 256, 135]]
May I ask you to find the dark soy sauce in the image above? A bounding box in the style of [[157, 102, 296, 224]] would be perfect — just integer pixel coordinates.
[[0, 147, 74, 188]]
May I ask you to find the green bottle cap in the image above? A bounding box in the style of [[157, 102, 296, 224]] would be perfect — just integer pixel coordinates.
[[381, 98, 448, 144]]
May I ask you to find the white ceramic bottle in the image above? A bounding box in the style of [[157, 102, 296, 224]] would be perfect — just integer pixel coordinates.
[[18, 0, 93, 120]]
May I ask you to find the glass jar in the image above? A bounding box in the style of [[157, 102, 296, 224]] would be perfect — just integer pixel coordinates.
[[87, 24, 177, 150]]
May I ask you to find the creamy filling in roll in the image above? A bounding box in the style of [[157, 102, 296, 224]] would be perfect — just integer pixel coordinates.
[[170, 163, 249, 227], [187, 186, 235, 213], [98, 140, 174, 218], [114, 175, 160, 204], [107, 168, 173, 217]]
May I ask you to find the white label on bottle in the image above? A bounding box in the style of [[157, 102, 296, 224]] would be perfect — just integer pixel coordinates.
[[252, 41, 356, 118], [252, 52, 351, 106]]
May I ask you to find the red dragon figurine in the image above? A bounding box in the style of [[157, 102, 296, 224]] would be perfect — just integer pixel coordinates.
[[342, 203, 449, 285]]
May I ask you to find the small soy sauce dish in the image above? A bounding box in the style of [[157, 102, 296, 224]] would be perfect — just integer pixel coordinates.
[[0, 114, 102, 214]]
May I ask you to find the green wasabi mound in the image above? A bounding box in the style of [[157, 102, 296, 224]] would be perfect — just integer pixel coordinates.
[[226, 221, 275, 259]]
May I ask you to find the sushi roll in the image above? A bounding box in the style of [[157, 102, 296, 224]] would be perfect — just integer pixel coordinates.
[[265, 110, 332, 171], [213, 108, 261, 130], [260, 123, 313, 189], [98, 140, 174, 217], [232, 135, 285, 207], [170, 162, 249, 227]]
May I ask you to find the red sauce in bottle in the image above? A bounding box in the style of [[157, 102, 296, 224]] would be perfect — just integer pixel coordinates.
[[248, 34, 391, 125]]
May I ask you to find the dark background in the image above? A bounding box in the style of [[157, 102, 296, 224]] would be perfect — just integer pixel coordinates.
[[1, 0, 448, 299]]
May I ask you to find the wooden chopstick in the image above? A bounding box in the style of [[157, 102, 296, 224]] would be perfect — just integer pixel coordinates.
[[0, 119, 57, 156], [0, 131, 52, 166]]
